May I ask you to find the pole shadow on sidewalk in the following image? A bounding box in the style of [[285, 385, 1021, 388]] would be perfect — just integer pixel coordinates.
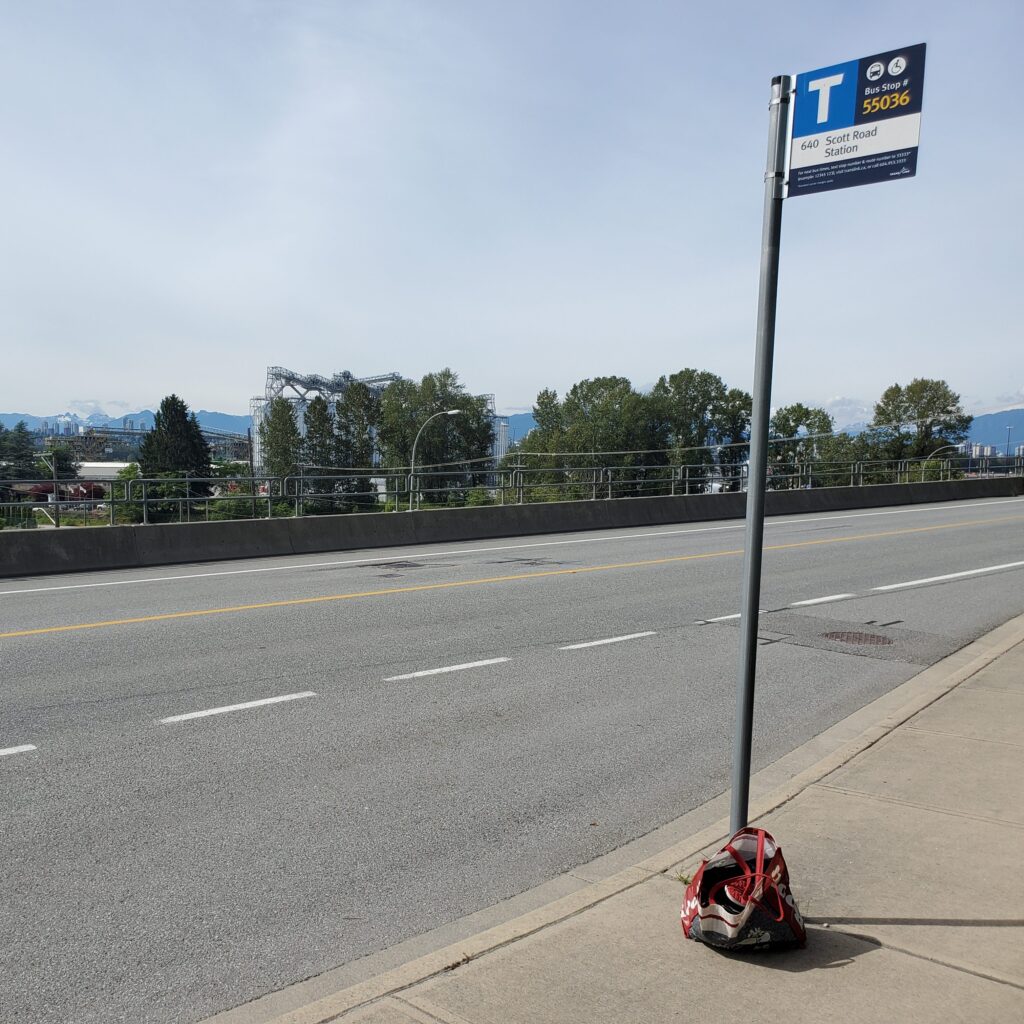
[[805, 917, 1024, 928], [704, 927, 874, 973]]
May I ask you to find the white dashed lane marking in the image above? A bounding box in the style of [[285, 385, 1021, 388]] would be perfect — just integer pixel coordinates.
[[559, 632, 657, 650], [383, 658, 510, 682], [160, 691, 316, 724], [872, 561, 1024, 592]]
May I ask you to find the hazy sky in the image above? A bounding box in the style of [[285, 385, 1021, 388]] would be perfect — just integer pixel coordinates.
[[2, 0, 1021, 418]]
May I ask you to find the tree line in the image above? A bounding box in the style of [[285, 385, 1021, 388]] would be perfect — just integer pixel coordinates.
[[506, 371, 974, 493], [0, 373, 976, 494]]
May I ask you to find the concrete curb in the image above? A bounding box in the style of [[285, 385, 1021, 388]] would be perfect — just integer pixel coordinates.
[[204, 611, 1024, 1024]]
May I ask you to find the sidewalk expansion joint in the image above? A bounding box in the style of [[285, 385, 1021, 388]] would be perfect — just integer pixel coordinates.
[[904, 725, 1024, 749], [389, 994, 455, 1023], [813, 926, 1024, 992], [398, 993, 477, 1024], [813, 783, 1024, 830], [961, 684, 1024, 697]]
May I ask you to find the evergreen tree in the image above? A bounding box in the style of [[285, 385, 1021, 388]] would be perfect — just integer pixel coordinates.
[[138, 395, 212, 479], [300, 395, 339, 512], [302, 395, 337, 469], [4, 422, 39, 479], [336, 382, 381, 507], [259, 397, 302, 480]]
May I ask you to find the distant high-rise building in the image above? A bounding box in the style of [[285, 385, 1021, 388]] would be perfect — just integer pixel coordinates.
[[494, 417, 510, 462], [967, 443, 996, 458]]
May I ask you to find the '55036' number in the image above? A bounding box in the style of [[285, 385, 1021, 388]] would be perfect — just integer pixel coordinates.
[[862, 91, 911, 115]]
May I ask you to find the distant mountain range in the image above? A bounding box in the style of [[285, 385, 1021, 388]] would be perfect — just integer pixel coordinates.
[[0, 409, 252, 434], [968, 408, 1024, 450], [505, 412, 537, 442]]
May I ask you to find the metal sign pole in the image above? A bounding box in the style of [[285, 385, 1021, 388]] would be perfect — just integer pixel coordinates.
[[730, 74, 794, 833]]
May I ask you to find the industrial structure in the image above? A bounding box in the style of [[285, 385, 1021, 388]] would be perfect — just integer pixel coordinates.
[[249, 366, 510, 470], [41, 424, 250, 462]]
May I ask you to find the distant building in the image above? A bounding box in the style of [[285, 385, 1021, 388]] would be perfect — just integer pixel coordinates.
[[78, 462, 134, 481], [494, 418, 510, 462]]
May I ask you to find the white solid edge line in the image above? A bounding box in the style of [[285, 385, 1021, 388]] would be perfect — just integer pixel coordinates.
[[0, 744, 37, 757], [560, 631, 657, 650], [160, 691, 316, 724], [790, 593, 857, 607], [872, 560, 1024, 592], [384, 658, 509, 682], [4, 496, 1022, 596]]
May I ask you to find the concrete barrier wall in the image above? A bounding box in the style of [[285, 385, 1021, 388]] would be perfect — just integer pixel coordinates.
[[2, 477, 1021, 579]]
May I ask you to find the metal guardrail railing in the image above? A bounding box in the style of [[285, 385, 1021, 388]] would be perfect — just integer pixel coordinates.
[[1, 455, 1021, 528]]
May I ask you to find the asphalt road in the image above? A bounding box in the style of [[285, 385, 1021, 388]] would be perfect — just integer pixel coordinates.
[[3, 495, 1024, 1023]]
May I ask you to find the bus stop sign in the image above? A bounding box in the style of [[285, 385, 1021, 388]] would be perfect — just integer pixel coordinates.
[[789, 42, 926, 196]]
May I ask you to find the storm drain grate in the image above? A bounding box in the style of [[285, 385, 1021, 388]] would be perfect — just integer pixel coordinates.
[[821, 630, 894, 646]]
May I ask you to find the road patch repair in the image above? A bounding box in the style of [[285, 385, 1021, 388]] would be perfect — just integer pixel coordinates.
[[201, 611, 1024, 1024]]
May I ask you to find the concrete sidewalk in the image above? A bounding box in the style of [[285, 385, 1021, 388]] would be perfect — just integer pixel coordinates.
[[212, 615, 1024, 1024]]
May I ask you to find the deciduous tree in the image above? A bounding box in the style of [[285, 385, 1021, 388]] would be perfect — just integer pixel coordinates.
[[769, 403, 834, 468], [650, 368, 727, 463], [869, 379, 972, 459], [714, 388, 753, 489], [378, 370, 495, 504]]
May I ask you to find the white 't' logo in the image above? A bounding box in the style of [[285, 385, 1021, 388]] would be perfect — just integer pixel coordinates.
[[808, 73, 844, 123]]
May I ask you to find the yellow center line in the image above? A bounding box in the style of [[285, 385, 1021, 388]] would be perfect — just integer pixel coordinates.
[[2, 512, 1022, 640]]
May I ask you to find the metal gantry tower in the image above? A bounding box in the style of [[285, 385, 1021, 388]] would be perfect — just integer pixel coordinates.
[[249, 367, 402, 471], [249, 367, 509, 471]]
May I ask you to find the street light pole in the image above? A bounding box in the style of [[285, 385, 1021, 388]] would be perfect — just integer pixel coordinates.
[[39, 452, 60, 528], [1007, 425, 1012, 457], [409, 409, 462, 511]]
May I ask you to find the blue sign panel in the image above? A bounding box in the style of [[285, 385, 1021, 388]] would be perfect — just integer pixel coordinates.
[[792, 58, 860, 139], [789, 43, 926, 197]]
